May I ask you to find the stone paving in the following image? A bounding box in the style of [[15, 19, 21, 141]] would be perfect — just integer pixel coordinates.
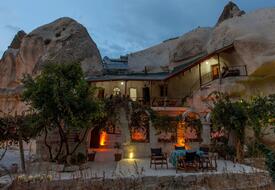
[[116, 158, 261, 177], [0, 149, 266, 188]]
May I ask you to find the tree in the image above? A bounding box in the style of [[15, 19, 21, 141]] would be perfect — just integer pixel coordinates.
[[22, 62, 104, 163], [247, 95, 275, 142], [210, 92, 248, 162], [0, 110, 40, 172]]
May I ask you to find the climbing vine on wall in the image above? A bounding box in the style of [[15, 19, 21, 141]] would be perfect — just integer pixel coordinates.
[[257, 143, 275, 181], [130, 109, 150, 142], [151, 114, 179, 134]]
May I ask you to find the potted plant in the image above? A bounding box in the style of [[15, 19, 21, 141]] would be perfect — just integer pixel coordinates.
[[88, 151, 96, 161], [114, 142, 122, 161], [77, 152, 87, 164]]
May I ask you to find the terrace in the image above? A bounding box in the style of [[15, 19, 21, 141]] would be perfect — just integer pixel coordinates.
[[0, 149, 271, 189]]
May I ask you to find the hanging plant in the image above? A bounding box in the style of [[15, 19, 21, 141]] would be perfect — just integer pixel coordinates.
[[151, 114, 179, 134], [129, 109, 150, 142], [184, 115, 202, 136]]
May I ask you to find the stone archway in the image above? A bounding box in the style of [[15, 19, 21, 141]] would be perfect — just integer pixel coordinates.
[[90, 126, 101, 148], [201, 112, 211, 145], [177, 109, 202, 148]]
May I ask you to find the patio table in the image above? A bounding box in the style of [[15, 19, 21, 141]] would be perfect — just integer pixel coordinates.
[[169, 149, 204, 167]]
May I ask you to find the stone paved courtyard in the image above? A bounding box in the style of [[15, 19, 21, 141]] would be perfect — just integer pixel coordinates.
[[0, 149, 263, 180]]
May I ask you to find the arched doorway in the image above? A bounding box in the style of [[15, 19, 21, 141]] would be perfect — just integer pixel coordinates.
[[90, 126, 101, 148], [113, 87, 121, 96]]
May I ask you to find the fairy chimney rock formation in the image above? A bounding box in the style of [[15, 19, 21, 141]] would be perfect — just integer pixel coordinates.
[[8, 30, 26, 49], [0, 17, 103, 113], [216, 1, 245, 25]]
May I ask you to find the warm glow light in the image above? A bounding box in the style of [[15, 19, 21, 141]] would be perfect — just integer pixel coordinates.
[[100, 131, 107, 146], [206, 61, 209, 65], [132, 132, 146, 141], [120, 82, 124, 85], [129, 152, 134, 159], [176, 121, 191, 150]]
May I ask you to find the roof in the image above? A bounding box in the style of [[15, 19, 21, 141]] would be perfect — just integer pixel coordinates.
[[87, 44, 234, 82], [86, 73, 168, 82], [102, 56, 128, 71]]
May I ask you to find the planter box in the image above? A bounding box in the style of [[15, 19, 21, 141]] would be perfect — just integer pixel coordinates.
[[88, 153, 96, 161], [114, 153, 122, 161]]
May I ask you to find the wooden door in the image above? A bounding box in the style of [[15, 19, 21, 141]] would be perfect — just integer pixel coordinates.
[[90, 126, 100, 148], [211, 64, 220, 80]]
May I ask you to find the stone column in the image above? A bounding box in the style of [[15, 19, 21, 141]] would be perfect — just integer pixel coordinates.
[[201, 121, 211, 145]]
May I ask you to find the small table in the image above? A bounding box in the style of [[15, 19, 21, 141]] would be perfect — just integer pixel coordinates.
[[169, 149, 204, 167]]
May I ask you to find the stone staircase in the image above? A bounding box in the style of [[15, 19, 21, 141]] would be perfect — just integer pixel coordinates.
[[89, 133, 123, 162], [100, 133, 122, 149]]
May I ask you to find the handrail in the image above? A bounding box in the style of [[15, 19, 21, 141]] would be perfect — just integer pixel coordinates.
[[151, 97, 184, 107], [135, 97, 185, 107], [189, 64, 248, 96]]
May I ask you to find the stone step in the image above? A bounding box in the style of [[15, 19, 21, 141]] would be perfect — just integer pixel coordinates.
[[89, 148, 118, 162], [102, 134, 123, 148]]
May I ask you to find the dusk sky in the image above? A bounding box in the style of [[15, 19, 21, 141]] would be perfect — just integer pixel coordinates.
[[0, 0, 275, 58]]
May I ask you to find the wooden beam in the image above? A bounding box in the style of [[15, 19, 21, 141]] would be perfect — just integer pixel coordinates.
[[199, 63, 202, 87], [124, 80, 128, 96], [218, 54, 222, 84]]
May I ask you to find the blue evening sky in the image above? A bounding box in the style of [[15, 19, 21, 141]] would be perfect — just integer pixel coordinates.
[[0, 0, 274, 58]]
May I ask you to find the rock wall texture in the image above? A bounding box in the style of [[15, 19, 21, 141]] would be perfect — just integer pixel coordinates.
[[128, 2, 275, 79], [9, 172, 272, 190], [0, 17, 102, 114]]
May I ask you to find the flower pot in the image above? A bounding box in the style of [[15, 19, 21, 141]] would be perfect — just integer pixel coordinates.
[[114, 153, 122, 161], [10, 163, 18, 173], [88, 152, 96, 161]]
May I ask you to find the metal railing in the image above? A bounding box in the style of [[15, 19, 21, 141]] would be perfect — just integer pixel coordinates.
[[151, 97, 184, 107], [134, 97, 185, 107], [189, 65, 248, 96]]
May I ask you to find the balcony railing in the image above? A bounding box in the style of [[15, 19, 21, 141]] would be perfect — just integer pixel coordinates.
[[189, 65, 247, 95], [151, 97, 184, 107], [135, 97, 185, 107]]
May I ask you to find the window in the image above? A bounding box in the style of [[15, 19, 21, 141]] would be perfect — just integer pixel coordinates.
[[129, 88, 137, 101], [159, 85, 168, 97], [97, 88, 105, 99]]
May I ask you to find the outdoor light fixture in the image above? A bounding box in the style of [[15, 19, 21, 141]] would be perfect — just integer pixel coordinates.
[[129, 152, 134, 159], [121, 82, 124, 85]]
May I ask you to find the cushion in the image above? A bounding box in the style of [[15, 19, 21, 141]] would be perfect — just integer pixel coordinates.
[[151, 148, 162, 156], [199, 147, 209, 153], [175, 146, 185, 150]]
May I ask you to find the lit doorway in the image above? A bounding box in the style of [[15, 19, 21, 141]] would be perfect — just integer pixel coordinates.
[[129, 88, 137, 101], [211, 64, 220, 80]]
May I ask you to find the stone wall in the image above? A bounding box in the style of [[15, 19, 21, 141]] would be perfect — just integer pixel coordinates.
[[36, 129, 88, 161], [8, 172, 272, 190]]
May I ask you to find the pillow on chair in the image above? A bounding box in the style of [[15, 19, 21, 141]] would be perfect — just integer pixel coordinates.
[[175, 146, 185, 150], [199, 147, 209, 154], [151, 148, 162, 156]]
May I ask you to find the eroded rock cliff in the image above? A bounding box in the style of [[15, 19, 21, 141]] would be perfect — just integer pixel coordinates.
[[0, 17, 102, 114]]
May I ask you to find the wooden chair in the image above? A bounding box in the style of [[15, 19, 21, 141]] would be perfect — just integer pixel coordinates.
[[200, 153, 218, 171], [150, 148, 168, 169], [176, 155, 185, 173], [176, 152, 199, 172]]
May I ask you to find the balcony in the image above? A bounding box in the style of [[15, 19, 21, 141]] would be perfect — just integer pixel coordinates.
[[151, 97, 184, 107], [190, 65, 247, 95], [136, 97, 188, 116]]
